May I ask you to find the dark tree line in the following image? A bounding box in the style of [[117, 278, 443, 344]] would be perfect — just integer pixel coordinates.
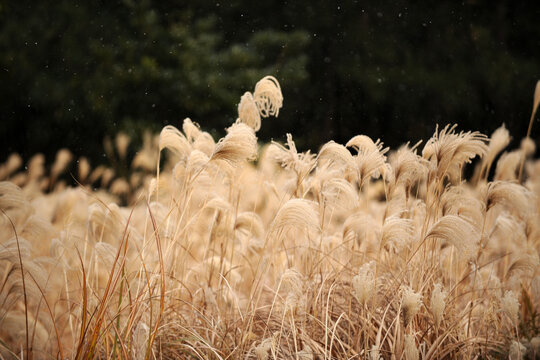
[[1, 0, 539, 164]]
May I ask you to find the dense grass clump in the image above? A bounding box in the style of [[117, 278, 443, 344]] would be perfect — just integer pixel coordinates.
[[0, 77, 539, 359]]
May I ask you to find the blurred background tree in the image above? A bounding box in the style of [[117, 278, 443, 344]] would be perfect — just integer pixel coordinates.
[[1, 0, 539, 164]]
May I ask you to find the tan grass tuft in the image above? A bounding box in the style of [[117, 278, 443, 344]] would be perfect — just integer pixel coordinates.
[[352, 261, 375, 306], [115, 132, 130, 160], [158, 125, 191, 160], [404, 334, 419, 360], [78, 157, 91, 182], [210, 122, 257, 165], [269, 198, 320, 237], [500, 290, 520, 326], [401, 286, 422, 327], [486, 181, 533, 218], [1, 75, 539, 359], [425, 214, 479, 261], [237, 91, 261, 131], [477, 124, 511, 181], [430, 283, 446, 328], [423, 124, 488, 182]]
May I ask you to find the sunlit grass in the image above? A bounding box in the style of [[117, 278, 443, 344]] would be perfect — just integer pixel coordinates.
[[0, 77, 539, 359]]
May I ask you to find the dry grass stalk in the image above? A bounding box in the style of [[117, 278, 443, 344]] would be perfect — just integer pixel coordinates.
[[0, 76, 538, 359]]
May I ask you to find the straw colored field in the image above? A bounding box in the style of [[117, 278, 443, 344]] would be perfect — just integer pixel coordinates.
[[0, 77, 539, 359]]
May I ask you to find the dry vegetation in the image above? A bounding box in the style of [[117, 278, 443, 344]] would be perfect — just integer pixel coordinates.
[[1, 77, 540, 359]]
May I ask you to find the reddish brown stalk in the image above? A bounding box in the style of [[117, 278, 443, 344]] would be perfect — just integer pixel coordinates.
[[74, 249, 88, 360], [1, 209, 30, 360], [25, 271, 65, 359], [84, 206, 134, 359], [518, 80, 540, 182], [145, 201, 166, 360]]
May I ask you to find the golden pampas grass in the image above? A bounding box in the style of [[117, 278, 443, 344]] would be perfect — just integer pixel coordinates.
[[423, 124, 488, 182], [115, 132, 130, 160], [486, 181, 533, 218], [342, 210, 380, 247], [182, 117, 201, 142], [430, 283, 446, 328], [158, 125, 191, 160], [78, 156, 91, 183], [110, 178, 130, 197], [495, 150, 522, 181], [0, 153, 22, 180], [269, 198, 320, 237], [268, 134, 317, 179], [381, 214, 413, 251], [279, 268, 305, 312], [347, 136, 390, 186], [477, 124, 511, 181], [425, 214, 479, 261], [352, 261, 375, 306], [255, 337, 274, 360], [27, 153, 45, 181], [404, 334, 419, 360], [401, 286, 422, 327], [132, 131, 158, 171], [51, 149, 73, 183], [388, 143, 427, 196], [321, 177, 359, 211], [253, 75, 283, 118], [210, 122, 257, 165], [237, 92, 261, 131], [319, 141, 356, 169], [519, 80, 540, 181], [500, 290, 520, 326], [1, 75, 539, 359]]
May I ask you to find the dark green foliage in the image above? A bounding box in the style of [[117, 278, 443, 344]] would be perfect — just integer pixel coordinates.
[[1, 0, 539, 164], [0, 0, 309, 162]]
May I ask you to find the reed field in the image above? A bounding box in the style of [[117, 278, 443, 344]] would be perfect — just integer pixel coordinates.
[[1, 77, 540, 359]]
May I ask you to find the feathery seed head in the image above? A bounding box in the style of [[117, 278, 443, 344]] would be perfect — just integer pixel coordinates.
[[404, 334, 419, 360], [182, 117, 202, 143], [521, 137, 536, 157], [253, 75, 283, 118], [318, 141, 357, 177], [482, 124, 511, 174], [381, 215, 413, 251], [370, 344, 381, 360], [495, 150, 522, 181], [269, 198, 320, 237], [389, 143, 427, 193], [486, 181, 533, 218], [4, 153, 23, 178], [402, 286, 422, 326], [268, 133, 316, 182], [159, 125, 191, 160], [210, 122, 257, 165], [237, 91, 261, 131], [423, 124, 488, 181], [509, 340, 526, 360], [28, 153, 45, 181], [500, 290, 520, 326], [321, 178, 359, 211], [78, 156, 91, 182], [347, 136, 390, 185], [352, 261, 376, 306], [425, 214, 480, 262], [255, 337, 274, 360], [115, 132, 130, 160], [431, 283, 446, 328]]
